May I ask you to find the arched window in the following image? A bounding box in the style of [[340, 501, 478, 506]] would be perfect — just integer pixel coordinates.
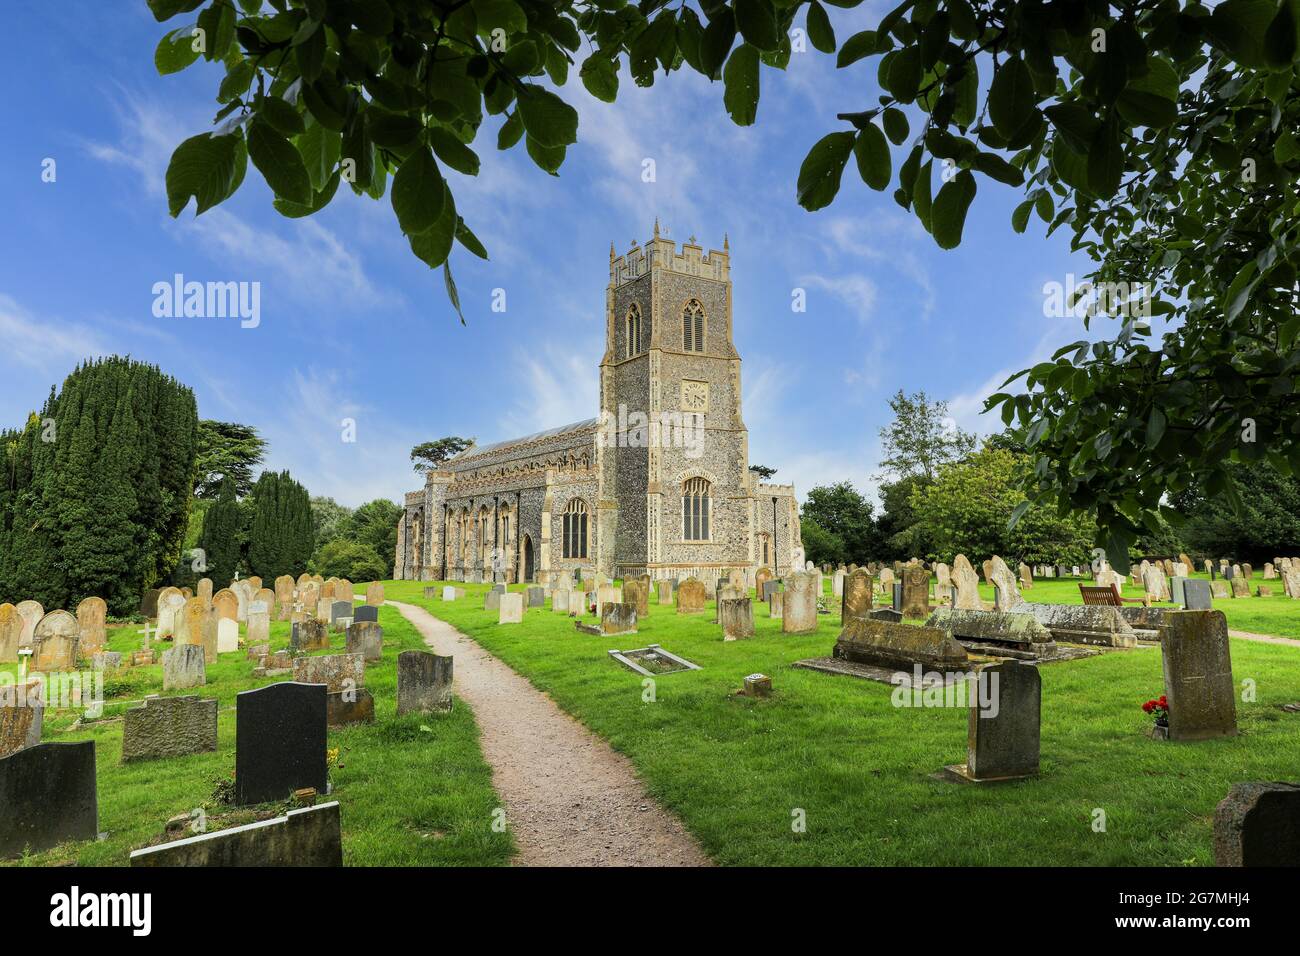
[[626, 304, 642, 357], [759, 533, 770, 566], [478, 506, 491, 565], [682, 299, 705, 352], [682, 477, 711, 541], [563, 499, 588, 559]]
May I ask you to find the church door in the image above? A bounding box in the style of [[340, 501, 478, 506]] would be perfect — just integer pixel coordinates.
[[522, 535, 535, 583]]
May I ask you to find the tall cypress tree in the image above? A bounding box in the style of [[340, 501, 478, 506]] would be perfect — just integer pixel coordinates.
[[247, 470, 314, 580], [0, 358, 198, 614], [198, 477, 242, 585]]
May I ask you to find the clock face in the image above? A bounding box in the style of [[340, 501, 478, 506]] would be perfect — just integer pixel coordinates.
[[681, 380, 709, 413]]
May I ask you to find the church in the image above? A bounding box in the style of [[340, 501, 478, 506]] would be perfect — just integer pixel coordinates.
[[393, 225, 801, 586]]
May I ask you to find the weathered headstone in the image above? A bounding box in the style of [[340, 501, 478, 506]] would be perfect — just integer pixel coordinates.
[[754, 567, 773, 599], [0, 741, 98, 859], [235, 682, 327, 805], [353, 605, 379, 624], [275, 575, 295, 619], [484, 590, 501, 612], [720, 598, 755, 641], [499, 593, 524, 624], [0, 604, 20, 663], [834, 618, 968, 670], [365, 582, 385, 606], [601, 602, 638, 635], [841, 569, 873, 623], [901, 567, 931, 620], [1183, 579, 1213, 610], [163, 643, 206, 690], [675, 578, 707, 614], [396, 651, 453, 715], [987, 556, 1023, 610], [32, 610, 79, 672], [131, 801, 343, 867], [782, 571, 819, 634], [622, 580, 649, 616], [217, 618, 239, 654], [122, 695, 218, 763], [345, 621, 384, 662], [526, 585, 546, 608], [14, 600, 43, 648], [1212, 782, 1300, 867], [951, 555, 982, 610], [1230, 575, 1250, 598], [656, 579, 673, 605], [291, 619, 330, 652], [212, 588, 238, 622], [553, 588, 571, 613], [293, 652, 365, 693], [943, 660, 1041, 783], [1211, 579, 1231, 599], [1160, 610, 1237, 741], [0, 677, 43, 758], [75, 597, 108, 654], [769, 590, 784, 619]]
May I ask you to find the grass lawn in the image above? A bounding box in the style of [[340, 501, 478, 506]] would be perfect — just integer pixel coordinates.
[[2, 605, 514, 867], [391, 575, 1300, 867]]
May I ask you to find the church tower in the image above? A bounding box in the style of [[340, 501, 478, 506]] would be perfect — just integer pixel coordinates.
[[598, 222, 754, 580]]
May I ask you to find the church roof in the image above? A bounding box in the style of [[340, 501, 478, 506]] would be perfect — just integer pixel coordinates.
[[449, 417, 599, 463]]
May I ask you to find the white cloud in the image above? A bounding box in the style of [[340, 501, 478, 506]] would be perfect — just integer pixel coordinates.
[[498, 343, 601, 438], [0, 293, 110, 373]]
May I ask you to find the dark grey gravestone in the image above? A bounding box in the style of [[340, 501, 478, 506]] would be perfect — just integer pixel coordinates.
[[0, 741, 98, 859], [1183, 579, 1213, 610], [1224, 565, 1234, 579], [491, 583, 506, 595], [1170, 576, 1187, 605], [527, 586, 545, 608], [1161, 610, 1237, 741], [329, 600, 352, 624], [761, 580, 780, 602], [954, 660, 1041, 782], [353, 605, 379, 624], [396, 651, 453, 715], [868, 608, 904, 623], [892, 582, 903, 612], [235, 683, 327, 806], [1213, 782, 1300, 867], [484, 591, 501, 612]]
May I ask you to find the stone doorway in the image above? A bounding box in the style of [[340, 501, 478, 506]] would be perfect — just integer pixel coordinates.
[[523, 535, 535, 583]]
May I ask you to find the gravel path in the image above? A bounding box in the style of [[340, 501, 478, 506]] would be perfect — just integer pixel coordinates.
[[1228, 629, 1300, 648], [389, 600, 711, 867]]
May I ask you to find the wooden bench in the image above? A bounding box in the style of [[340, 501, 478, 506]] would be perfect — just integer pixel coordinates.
[[1079, 583, 1150, 607]]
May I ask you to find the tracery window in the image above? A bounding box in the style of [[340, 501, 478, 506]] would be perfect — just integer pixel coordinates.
[[563, 498, 589, 559], [682, 477, 711, 541], [626, 304, 643, 357], [682, 299, 705, 352]]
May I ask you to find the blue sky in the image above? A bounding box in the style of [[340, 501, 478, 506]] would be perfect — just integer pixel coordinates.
[[2, 2, 1104, 509]]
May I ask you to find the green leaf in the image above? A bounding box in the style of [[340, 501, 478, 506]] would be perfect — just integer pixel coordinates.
[[885, 46, 922, 103], [195, 1, 235, 61], [882, 107, 908, 145], [1264, 0, 1300, 67], [391, 146, 446, 235], [516, 86, 579, 149], [258, 95, 305, 137], [429, 127, 481, 176], [273, 168, 340, 218], [1145, 406, 1167, 448], [148, 0, 204, 21], [525, 135, 565, 174], [701, 10, 737, 79], [297, 120, 341, 192], [797, 131, 855, 211], [1116, 58, 1180, 129], [973, 152, 1024, 186], [1085, 120, 1123, 199], [837, 30, 876, 68], [456, 218, 489, 260], [735, 0, 781, 53], [988, 56, 1035, 139], [852, 123, 891, 191], [155, 25, 201, 75], [444, 261, 466, 324], [165, 132, 246, 217], [580, 55, 619, 103], [1007, 499, 1031, 530], [498, 111, 524, 150], [807, 1, 836, 54], [723, 43, 761, 126], [247, 118, 312, 204], [1012, 198, 1034, 233], [930, 169, 976, 249], [475, 0, 528, 34], [408, 183, 456, 268], [912, 159, 934, 231]]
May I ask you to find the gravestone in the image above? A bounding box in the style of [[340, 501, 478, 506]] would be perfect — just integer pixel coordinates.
[[131, 801, 343, 867], [526, 586, 546, 609], [329, 601, 352, 626], [901, 568, 931, 619], [484, 590, 501, 612], [442, 586, 457, 601], [235, 682, 328, 805], [1160, 610, 1237, 741], [676, 578, 707, 614], [622, 580, 649, 617], [1230, 576, 1250, 598], [396, 651, 453, 715], [14, 600, 43, 648], [0, 603, 20, 663], [32, 610, 79, 672], [275, 575, 295, 619], [656, 579, 674, 605], [1018, 563, 1033, 590], [217, 618, 239, 654], [291, 619, 330, 652], [553, 589, 571, 613], [951, 555, 982, 610], [499, 593, 524, 624], [834, 618, 968, 670], [121, 695, 218, 763], [0, 677, 43, 758], [714, 584, 744, 622], [0, 741, 98, 859], [782, 571, 819, 635], [345, 621, 383, 662], [354, 605, 379, 624], [769, 590, 784, 619], [943, 660, 1041, 783], [212, 589, 238, 622], [1212, 782, 1300, 867], [247, 600, 271, 649], [140, 588, 161, 619], [365, 583, 384, 605], [293, 653, 365, 693], [760, 580, 780, 602], [1183, 579, 1213, 610], [163, 644, 206, 690], [1210, 580, 1231, 599], [832, 570, 845, 598], [601, 602, 638, 635], [754, 567, 773, 599], [1170, 576, 1188, 606], [878, 567, 895, 594], [841, 569, 873, 623], [987, 556, 1024, 610], [934, 563, 952, 605], [75, 597, 107, 654], [719, 598, 755, 641]]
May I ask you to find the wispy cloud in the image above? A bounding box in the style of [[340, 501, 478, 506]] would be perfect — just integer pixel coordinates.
[[498, 343, 601, 439], [0, 292, 110, 373]]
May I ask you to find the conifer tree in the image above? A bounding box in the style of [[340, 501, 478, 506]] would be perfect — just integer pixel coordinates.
[[247, 470, 314, 581], [198, 476, 242, 586]]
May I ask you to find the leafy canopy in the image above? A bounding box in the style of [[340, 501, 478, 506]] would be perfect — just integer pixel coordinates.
[[410, 435, 474, 472], [149, 0, 1300, 567]]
